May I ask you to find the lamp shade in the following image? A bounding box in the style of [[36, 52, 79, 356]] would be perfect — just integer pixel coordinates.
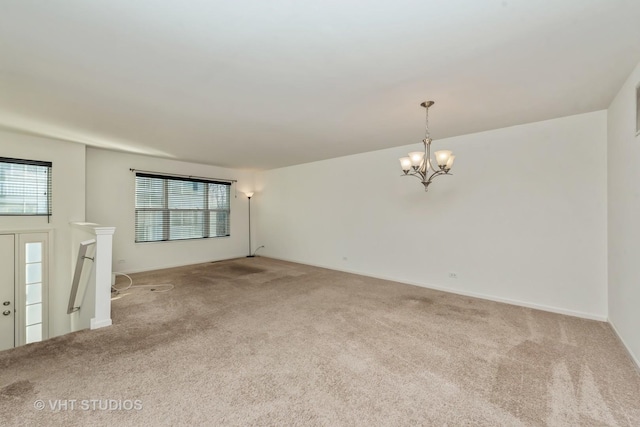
[[245, 192, 254, 198], [435, 150, 452, 167], [445, 155, 456, 170], [399, 157, 412, 171], [408, 151, 425, 167]]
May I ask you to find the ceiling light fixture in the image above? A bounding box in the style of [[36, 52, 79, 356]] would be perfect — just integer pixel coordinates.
[[399, 101, 455, 191]]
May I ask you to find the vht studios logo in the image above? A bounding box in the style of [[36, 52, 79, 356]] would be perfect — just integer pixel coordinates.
[[34, 399, 143, 411]]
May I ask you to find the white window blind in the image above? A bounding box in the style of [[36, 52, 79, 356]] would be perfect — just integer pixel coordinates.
[[135, 173, 231, 243], [0, 157, 52, 216]]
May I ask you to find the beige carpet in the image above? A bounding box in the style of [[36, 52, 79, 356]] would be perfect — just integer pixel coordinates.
[[1, 257, 638, 426]]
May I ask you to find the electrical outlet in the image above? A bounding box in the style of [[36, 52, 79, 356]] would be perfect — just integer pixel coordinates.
[[448, 272, 457, 279], [117, 259, 126, 264]]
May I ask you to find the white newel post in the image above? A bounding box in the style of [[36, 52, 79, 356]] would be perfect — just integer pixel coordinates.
[[91, 226, 115, 329], [70, 222, 116, 331]]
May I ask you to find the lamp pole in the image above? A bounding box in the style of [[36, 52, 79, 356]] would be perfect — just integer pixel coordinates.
[[246, 192, 254, 257]]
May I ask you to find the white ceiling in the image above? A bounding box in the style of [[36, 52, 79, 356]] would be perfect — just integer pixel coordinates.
[[1, 1, 639, 170]]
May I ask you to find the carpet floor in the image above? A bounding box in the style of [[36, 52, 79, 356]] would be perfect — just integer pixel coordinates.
[[1, 257, 639, 426]]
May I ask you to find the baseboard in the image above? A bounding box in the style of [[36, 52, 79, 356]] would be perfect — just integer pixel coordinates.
[[263, 255, 608, 322], [90, 318, 112, 330], [608, 319, 640, 373], [115, 254, 248, 275]]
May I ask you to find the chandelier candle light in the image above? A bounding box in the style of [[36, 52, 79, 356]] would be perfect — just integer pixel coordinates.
[[399, 101, 455, 191]]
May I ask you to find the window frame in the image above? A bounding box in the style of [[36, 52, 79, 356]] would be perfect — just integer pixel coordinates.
[[134, 172, 231, 243], [0, 157, 52, 217]]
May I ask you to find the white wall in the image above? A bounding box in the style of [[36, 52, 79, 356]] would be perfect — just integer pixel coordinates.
[[86, 148, 256, 273], [0, 131, 86, 337], [257, 111, 608, 320], [607, 60, 640, 367]]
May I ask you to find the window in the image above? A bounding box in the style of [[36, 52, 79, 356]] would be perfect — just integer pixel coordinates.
[[135, 173, 231, 243], [0, 157, 52, 216]]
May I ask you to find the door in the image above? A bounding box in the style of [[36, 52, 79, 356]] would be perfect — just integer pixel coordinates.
[[0, 234, 15, 351]]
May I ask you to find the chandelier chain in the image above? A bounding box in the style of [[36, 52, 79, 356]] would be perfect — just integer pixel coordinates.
[[425, 104, 430, 140]]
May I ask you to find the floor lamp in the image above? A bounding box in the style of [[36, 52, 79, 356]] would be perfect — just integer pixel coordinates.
[[245, 192, 254, 257]]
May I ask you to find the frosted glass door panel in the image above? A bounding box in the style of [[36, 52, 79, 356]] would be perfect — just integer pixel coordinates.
[[26, 283, 42, 305], [25, 242, 42, 263], [26, 324, 42, 344], [25, 263, 42, 284], [26, 303, 42, 326], [19, 233, 48, 346]]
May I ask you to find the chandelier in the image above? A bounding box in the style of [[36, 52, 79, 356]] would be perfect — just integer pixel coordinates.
[[399, 101, 455, 191]]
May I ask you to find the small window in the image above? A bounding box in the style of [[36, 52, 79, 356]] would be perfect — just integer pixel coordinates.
[[0, 157, 52, 216], [135, 173, 231, 243]]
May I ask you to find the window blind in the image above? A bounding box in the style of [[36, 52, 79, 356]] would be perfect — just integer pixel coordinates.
[[0, 157, 52, 216], [135, 172, 231, 243]]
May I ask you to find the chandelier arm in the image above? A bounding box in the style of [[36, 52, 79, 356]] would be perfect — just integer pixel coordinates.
[[418, 167, 429, 180], [427, 169, 448, 181], [420, 167, 439, 183], [407, 172, 427, 181]]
